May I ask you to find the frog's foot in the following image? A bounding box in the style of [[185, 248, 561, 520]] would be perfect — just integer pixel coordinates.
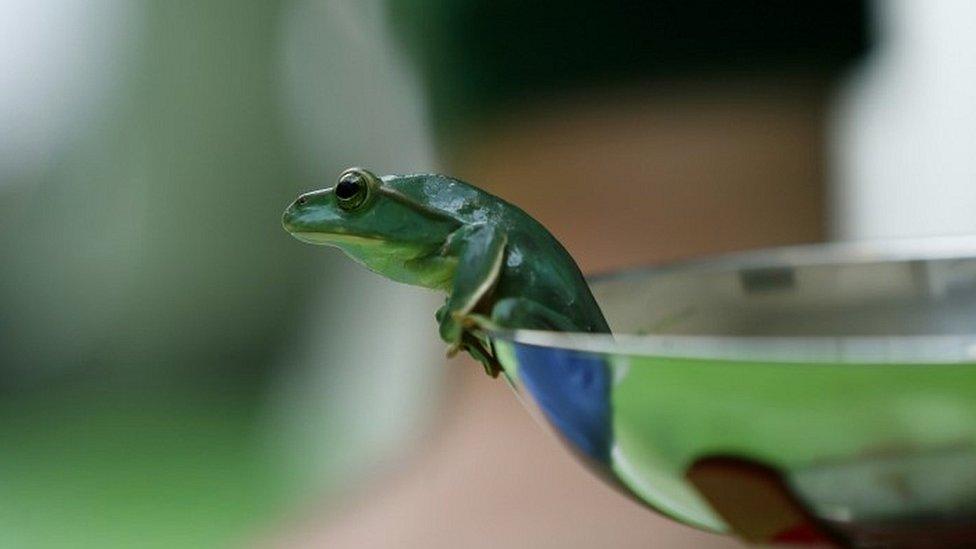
[[443, 312, 493, 356], [444, 321, 465, 358], [444, 328, 501, 378], [454, 312, 498, 334], [461, 333, 502, 378], [445, 340, 463, 358]]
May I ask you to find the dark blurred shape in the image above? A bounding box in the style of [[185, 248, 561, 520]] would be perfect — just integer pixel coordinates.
[[687, 456, 841, 545], [388, 0, 871, 142]]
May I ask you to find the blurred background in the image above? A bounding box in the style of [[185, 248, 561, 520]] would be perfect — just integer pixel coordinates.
[[0, 1, 973, 547]]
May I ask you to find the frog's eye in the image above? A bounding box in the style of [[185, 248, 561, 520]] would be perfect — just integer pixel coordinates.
[[335, 168, 376, 211]]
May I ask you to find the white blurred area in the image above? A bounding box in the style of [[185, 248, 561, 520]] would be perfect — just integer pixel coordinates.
[[267, 0, 445, 495], [833, 0, 976, 239], [265, 262, 444, 496], [278, 0, 435, 177], [0, 0, 137, 182]]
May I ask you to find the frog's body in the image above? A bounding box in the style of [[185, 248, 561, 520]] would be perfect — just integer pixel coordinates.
[[282, 168, 610, 376]]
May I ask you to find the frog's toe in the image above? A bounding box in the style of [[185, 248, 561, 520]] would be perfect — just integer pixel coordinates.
[[456, 313, 497, 332], [435, 303, 450, 323], [445, 342, 463, 358], [439, 317, 462, 344]]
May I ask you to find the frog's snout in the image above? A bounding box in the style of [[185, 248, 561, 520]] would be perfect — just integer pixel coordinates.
[[281, 191, 313, 233]]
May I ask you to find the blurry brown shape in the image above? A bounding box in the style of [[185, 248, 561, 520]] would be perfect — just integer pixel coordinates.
[[686, 456, 841, 547], [454, 83, 828, 272], [686, 454, 976, 548]]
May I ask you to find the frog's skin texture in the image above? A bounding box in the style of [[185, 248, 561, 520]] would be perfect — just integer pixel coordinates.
[[282, 167, 610, 377]]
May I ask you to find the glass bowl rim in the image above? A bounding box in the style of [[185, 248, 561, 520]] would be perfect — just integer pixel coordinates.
[[489, 234, 976, 365]]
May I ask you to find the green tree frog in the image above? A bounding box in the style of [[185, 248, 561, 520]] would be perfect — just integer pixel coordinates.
[[282, 168, 610, 377]]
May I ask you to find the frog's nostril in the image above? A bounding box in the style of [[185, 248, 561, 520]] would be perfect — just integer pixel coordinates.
[[297, 196, 307, 206]]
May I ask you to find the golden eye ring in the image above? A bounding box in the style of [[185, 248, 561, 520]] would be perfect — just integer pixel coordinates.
[[335, 167, 378, 211]]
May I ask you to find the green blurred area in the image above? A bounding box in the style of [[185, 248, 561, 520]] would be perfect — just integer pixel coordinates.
[[0, 387, 289, 548]]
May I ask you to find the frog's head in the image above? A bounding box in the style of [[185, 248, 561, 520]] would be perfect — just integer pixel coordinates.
[[282, 167, 461, 285]]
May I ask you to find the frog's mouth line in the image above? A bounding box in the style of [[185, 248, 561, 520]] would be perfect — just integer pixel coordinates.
[[290, 231, 384, 246]]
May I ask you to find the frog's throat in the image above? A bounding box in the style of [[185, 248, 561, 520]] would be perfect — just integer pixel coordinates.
[[342, 240, 456, 289], [290, 230, 444, 269], [289, 231, 441, 260], [290, 231, 382, 247]]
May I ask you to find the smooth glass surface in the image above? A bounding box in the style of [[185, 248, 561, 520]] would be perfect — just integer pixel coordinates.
[[490, 236, 976, 545]]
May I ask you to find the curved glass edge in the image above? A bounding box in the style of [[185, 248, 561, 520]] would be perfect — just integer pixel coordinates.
[[586, 234, 976, 284], [490, 329, 976, 365], [492, 337, 976, 535], [492, 339, 729, 533]]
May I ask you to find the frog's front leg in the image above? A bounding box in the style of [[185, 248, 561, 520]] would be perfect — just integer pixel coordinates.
[[437, 223, 507, 355]]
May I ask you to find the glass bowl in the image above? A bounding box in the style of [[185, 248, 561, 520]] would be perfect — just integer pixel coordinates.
[[489, 236, 976, 546]]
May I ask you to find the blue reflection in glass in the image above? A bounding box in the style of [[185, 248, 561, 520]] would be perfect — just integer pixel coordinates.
[[514, 343, 612, 463]]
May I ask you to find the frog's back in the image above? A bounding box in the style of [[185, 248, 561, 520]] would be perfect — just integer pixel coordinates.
[[386, 174, 609, 333], [496, 206, 611, 333]]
